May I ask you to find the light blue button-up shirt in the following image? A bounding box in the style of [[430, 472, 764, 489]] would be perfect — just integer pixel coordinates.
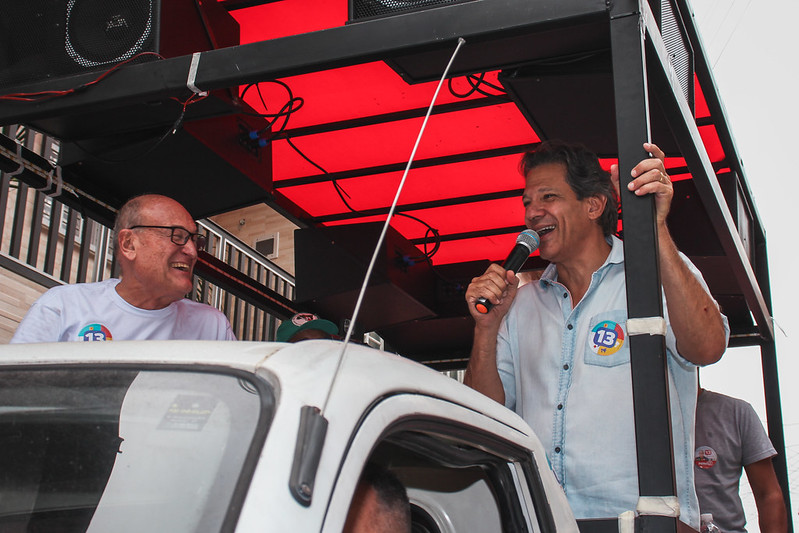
[[496, 236, 728, 527]]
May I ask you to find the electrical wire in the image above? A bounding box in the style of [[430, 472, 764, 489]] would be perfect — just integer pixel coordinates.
[[448, 72, 507, 98], [0, 52, 165, 102], [239, 79, 304, 141], [1, 50, 209, 163], [710, 0, 753, 69], [71, 90, 208, 164], [240, 74, 443, 262], [283, 136, 441, 263], [238, 77, 449, 261]]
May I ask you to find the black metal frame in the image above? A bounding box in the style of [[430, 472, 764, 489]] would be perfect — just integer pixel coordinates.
[[610, 1, 679, 530], [0, 0, 789, 528]]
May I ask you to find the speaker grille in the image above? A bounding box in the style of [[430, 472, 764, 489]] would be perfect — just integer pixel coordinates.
[[350, 0, 471, 21], [0, 0, 159, 91], [66, 0, 156, 68], [659, 0, 694, 110]]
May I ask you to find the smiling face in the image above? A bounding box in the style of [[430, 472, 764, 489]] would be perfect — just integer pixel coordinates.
[[115, 195, 200, 309], [522, 162, 606, 266]]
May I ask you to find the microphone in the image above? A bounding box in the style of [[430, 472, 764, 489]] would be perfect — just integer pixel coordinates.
[[474, 229, 540, 314]]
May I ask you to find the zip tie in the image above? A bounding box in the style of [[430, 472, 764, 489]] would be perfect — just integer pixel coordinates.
[[626, 316, 667, 336], [45, 166, 63, 198], [6, 143, 25, 177], [186, 52, 207, 96], [636, 495, 680, 517]]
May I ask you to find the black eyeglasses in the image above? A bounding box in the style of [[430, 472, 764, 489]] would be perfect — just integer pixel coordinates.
[[129, 225, 207, 251]]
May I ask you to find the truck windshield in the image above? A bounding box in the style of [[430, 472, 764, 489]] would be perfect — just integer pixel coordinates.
[[0, 368, 267, 533]]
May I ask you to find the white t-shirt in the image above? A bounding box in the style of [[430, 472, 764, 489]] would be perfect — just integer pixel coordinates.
[[10, 279, 235, 343]]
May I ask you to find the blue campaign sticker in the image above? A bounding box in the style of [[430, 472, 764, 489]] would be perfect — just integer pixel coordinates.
[[78, 323, 113, 341], [590, 320, 625, 356]]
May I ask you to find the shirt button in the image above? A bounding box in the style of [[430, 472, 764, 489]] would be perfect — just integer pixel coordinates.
[[563, 293, 568, 298], [557, 404, 563, 410], [567, 324, 573, 330], [555, 447, 562, 453], [563, 364, 569, 370]]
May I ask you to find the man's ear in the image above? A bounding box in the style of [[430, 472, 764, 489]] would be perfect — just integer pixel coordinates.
[[116, 229, 137, 260], [586, 194, 608, 221]]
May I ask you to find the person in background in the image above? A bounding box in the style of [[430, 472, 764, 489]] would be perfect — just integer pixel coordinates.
[[463, 140, 729, 528], [694, 387, 788, 533], [276, 312, 339, 342], [11, 194, 234, 343], [343, 462, 411, 533]]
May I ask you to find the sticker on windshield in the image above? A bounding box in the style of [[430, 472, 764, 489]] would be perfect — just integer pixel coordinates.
[[158, 395, 218, 431], [589, 320, 625, 356], [79, 323, 113, 341]]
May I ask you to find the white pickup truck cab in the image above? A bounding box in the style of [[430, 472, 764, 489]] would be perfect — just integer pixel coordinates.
[[0, 340, 577, 532]]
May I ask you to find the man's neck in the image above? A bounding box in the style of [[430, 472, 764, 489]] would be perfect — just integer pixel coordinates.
[[555, 236, 612, 305], [115, 279, 175, 310]]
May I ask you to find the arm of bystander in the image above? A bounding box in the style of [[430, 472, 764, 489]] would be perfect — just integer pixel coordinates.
[[744, 457, 788, 533]]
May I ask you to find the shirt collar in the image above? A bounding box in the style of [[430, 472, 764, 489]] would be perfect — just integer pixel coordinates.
[[539, 235, 624, 287]]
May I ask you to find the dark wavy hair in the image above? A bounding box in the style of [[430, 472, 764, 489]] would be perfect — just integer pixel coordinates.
[[519, 140, 619, 236]]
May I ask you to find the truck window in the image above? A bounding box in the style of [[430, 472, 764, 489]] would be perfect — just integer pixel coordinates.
[[362, 429, 553, 533], [0, 368, 271, 533]]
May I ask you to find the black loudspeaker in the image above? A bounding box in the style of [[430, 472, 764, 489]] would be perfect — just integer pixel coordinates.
[[349, 0, 471, 21], [0, 0, 238, 92]]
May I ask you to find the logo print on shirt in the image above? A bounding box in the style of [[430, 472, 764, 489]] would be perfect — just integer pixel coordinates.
[[590, 320, 625, 356], [694, 446, 717, 469], [79, 323, 113, 341]]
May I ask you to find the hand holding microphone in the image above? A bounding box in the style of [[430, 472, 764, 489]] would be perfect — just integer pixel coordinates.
[[474, 229, 540, 314]]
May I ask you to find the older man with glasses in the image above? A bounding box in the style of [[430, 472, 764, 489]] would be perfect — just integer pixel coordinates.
[[11, 194, 235, 343]]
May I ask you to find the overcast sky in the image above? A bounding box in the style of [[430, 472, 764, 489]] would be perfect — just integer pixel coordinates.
[[686, 0, 798, 527]]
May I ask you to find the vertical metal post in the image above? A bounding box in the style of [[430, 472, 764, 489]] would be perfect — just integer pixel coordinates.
[[93, 225, 109, 282], [760, 338, 794, 525], [9, 182, 28, 259], [755, 239, 794, 527], [611, 1, 678, 531], [76, 218, 93, 283], [27, 192, 46, 267], [43, 200, 62, 275], [60, 207, 78, 282]]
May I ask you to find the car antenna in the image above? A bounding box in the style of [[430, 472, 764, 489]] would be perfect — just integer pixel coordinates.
[[321, 37, 467, 415], [289, 38, 467, 506]]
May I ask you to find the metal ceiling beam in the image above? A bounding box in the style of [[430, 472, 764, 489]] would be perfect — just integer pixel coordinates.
[[274, 142, 536, 188], [410, 225, 525, 244], [220, 0, 285, 10], [0, 0, 608, 126], [641, 6, 773, 341], [312, 188, 523, 224], [275, 95, 510, 139]]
